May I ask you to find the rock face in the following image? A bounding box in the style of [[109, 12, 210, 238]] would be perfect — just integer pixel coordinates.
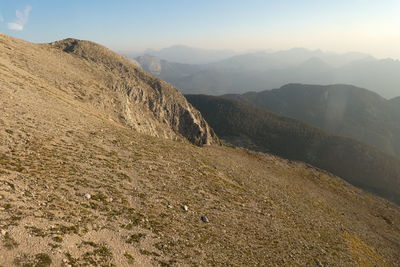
[[49, 38, 218, 146], [0, 34, 217, 146]]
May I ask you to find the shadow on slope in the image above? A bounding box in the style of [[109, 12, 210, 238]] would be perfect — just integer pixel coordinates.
[[225, 84, 400, 157], [186, 94, 400, 204]]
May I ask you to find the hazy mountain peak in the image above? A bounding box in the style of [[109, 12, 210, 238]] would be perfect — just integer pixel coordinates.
[[298, 57, 332, 69], [283, 47, 315, 53], [142, 45, 237, 64], [135, 54, 162, 75], [390, 96, 400, 105]]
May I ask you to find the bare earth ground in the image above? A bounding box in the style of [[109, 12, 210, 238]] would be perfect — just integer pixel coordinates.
[[0, 34, 400, 266]]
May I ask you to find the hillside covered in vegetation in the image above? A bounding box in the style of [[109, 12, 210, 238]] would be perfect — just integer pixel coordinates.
[[187, 94, 400, 204]]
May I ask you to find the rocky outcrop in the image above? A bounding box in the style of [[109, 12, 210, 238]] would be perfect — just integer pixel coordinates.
[[46, 38, 219, 145]]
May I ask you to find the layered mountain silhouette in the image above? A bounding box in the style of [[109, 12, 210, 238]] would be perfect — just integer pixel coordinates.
[[135, 48, 400, 98], [224, 84, 400, 157], [390, 96, 400, 105], [186, 94, 400, 204], [136, 45, 237, 64], [136, 54, 202, 81], [1, 34, 400, 266]]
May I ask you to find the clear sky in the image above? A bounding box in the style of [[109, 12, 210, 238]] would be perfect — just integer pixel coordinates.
[[0, 0, 399, 58]]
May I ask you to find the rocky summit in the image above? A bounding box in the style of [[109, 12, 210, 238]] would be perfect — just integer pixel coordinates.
[[1, 34, 218, 147], [0, 34, 400, 266]]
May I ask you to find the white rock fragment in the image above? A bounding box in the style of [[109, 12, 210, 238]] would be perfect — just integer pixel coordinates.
[[201, 216, 209, 223], [181, 205, 189, 212]]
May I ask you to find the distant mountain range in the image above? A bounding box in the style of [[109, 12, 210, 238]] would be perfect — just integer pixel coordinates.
[[137, 45, 237, 64], [135, 54, 202, 80], [134, 47, 400, 204], [224, 84, 400, 157], [133, 47, 400, 98], [186, 93, 400, 204]]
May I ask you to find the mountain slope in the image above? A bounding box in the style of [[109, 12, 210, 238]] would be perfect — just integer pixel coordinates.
[[225, 84, 400, 157], [50, 38, 219, 146], [0, 34, 217, 146], [186, 94, 400, 204], [337, 58, 400, 98], [390, 96, 400, 106], [1, 34, 400, 266]]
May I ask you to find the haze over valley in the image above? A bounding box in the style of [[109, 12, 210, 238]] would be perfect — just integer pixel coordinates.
[[135, 46, 400, 98]]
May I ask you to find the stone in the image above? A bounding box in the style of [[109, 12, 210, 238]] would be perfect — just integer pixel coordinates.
[[200, 216, 209, 223], [315, 260, 323, 267], [84, 193, 91, 199], [181, 205, 189, 212]]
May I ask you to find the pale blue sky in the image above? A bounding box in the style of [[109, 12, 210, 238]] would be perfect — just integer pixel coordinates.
[[0, 0, 399, 58]]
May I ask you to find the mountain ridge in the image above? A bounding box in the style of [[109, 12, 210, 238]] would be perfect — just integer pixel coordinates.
[[1, 34, 400, 266], [141, 45, 237, 64], [134, 49, 400, 98], [224, 84, 400, 157], [186, 94, 400, 204], [0, 34, 218, 146]]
